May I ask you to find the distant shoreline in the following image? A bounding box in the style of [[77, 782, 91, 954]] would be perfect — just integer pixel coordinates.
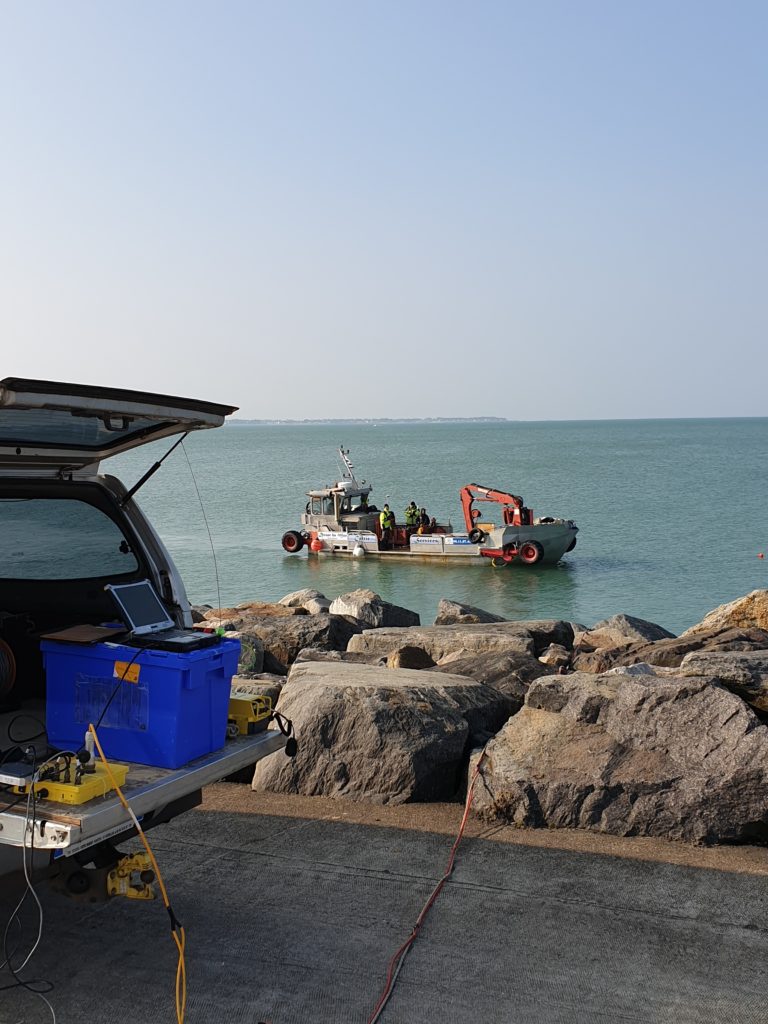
[[227, 415, 768, 426], [228, 417, 509, 425]]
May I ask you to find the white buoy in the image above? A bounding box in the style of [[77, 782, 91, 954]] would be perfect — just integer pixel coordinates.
[[352, 544, 366, 558]]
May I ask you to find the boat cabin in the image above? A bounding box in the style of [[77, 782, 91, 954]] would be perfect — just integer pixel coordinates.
[[301, 480, 379, 534]]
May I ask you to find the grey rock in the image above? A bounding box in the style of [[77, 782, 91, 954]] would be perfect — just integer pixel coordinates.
[[604, 662, 664, 676], [329, 588, 420, 628], [294, 647, 387, 667], [678, 650, 768, 713], [590, 614, 676, 643], [680, 589, 768, 636], [203, 602, 306, 630], [278, 588, 328, 608], [244, 614, 363, 675], [430, 650, 550, 713], [348, 620, 574, 662], [538, 644, 571, 669], [251, 661, 514, 803], [525, 672, 622, 724], [386, 646, 436, 670], [433, 599, 507, 625], [190, 604, 212, 623], [303, 598, 332, 614], [472, 670, 768, 844], [570, 626, 768, 674]]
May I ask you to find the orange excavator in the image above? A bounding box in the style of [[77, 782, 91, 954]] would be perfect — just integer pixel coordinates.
[[460, 484, 534, 533]]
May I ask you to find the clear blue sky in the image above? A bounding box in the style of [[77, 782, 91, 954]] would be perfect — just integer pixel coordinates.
[[1, 1, 765, 419]]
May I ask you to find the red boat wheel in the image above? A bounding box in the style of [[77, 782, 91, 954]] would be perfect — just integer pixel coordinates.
[[519, 541, 543, 565], [281, 530, 304, 553]]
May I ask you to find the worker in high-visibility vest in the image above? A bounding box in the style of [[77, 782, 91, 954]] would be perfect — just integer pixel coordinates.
[[404, 501, 419, 528], [379, 504, 396, 549]]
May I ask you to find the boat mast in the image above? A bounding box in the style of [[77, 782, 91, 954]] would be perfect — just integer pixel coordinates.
[[338, 446, 358, 484]]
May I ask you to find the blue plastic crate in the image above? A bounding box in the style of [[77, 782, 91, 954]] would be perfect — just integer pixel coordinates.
[[42, 637, 241, 769]]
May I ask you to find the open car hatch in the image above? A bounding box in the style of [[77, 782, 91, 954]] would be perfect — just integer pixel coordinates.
[[0, 377, 237, 469]]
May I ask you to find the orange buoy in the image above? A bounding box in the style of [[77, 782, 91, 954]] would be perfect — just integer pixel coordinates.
[[310, 538, 324, 552], [759, 552, 765, 559]]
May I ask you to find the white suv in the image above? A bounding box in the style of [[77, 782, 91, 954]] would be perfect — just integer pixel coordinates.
[[0, 377, 284, 884]]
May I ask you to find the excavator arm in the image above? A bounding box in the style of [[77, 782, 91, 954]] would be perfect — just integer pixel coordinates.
[[460, 484, 529, 531]]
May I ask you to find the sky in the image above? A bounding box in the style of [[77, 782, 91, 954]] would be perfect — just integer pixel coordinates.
[[0, 1, 765, 420]]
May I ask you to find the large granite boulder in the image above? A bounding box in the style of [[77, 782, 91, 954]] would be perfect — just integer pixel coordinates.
[[681, 589, 768, 636], [294, 647, 387, 667], [251, 662, 515, 803], [589, 614, 676, 644], [433, 599, 507, 625], [570, 615, 675, 669], [571, 626, 768, 674], [278, 589, 331, 614], [203, 601, 306, 630], [430, 650, 550, 713], [471, 669, 768, 844], [348, 621, 574, 662], [278, 588, 327, 607], [678, 650, 768, 713], [243, 614, 363, 674], [329, 589, 420, 628]]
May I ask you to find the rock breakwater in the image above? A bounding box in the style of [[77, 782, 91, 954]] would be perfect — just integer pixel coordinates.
[[215, 587, 768, 845]]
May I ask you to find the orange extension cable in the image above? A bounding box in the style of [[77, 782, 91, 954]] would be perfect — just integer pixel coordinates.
[[88, 723, 187, 1023], [366, 749, 488, 1024]]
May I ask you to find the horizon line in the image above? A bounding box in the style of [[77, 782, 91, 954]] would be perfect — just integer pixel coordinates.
[[228, 415, 768, 425]]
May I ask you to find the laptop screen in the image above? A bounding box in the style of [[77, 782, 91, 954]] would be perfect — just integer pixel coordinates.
[[105, 580, 175, 634]]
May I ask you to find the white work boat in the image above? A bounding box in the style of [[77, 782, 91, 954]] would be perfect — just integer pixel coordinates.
[[281, 448, 578, 567]]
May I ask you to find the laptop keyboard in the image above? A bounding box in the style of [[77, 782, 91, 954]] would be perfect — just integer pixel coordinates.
[[126, 628, 220, 649]]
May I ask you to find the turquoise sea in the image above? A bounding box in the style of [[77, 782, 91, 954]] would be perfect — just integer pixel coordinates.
[[110, 419, 768, 635]]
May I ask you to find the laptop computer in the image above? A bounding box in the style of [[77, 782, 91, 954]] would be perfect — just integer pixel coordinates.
[[105, 580, 221, 653]]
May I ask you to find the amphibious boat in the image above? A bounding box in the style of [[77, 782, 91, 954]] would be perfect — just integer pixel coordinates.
[[281, 448, 578, 567]]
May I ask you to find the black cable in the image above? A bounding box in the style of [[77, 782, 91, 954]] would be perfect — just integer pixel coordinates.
[[0, 893, 22, 973], [2, 753, 33, 977], [0, 791, 31, 813], [273, 712, 294, 737], [93, 646, 144, 731], [0, 746, 25, 768], [7, 714, 46, 745], [181, 437, 223, 624], [1, 753, 57, 1011], [0, 979, 54, 993]]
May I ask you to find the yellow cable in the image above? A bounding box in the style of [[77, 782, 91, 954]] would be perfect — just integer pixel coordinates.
[[88, 723, 187, 1023]]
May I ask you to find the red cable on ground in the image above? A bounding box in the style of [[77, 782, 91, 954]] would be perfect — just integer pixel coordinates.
[[366, 750, 488, 1024]]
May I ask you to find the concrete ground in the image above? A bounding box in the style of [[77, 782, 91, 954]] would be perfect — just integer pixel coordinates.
[[3, 785, 768, 1024]]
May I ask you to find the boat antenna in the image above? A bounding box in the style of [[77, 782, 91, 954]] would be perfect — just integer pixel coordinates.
[[338, 445, 357, 483]]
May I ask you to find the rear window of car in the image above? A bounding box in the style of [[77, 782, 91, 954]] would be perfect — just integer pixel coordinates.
[[0, 498, 139, 580]]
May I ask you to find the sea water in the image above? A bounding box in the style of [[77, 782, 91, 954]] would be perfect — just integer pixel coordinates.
[[109, 419, 768, 634]]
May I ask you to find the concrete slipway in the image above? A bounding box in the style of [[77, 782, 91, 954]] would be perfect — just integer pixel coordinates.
[[3, 786, 768, 1024]]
